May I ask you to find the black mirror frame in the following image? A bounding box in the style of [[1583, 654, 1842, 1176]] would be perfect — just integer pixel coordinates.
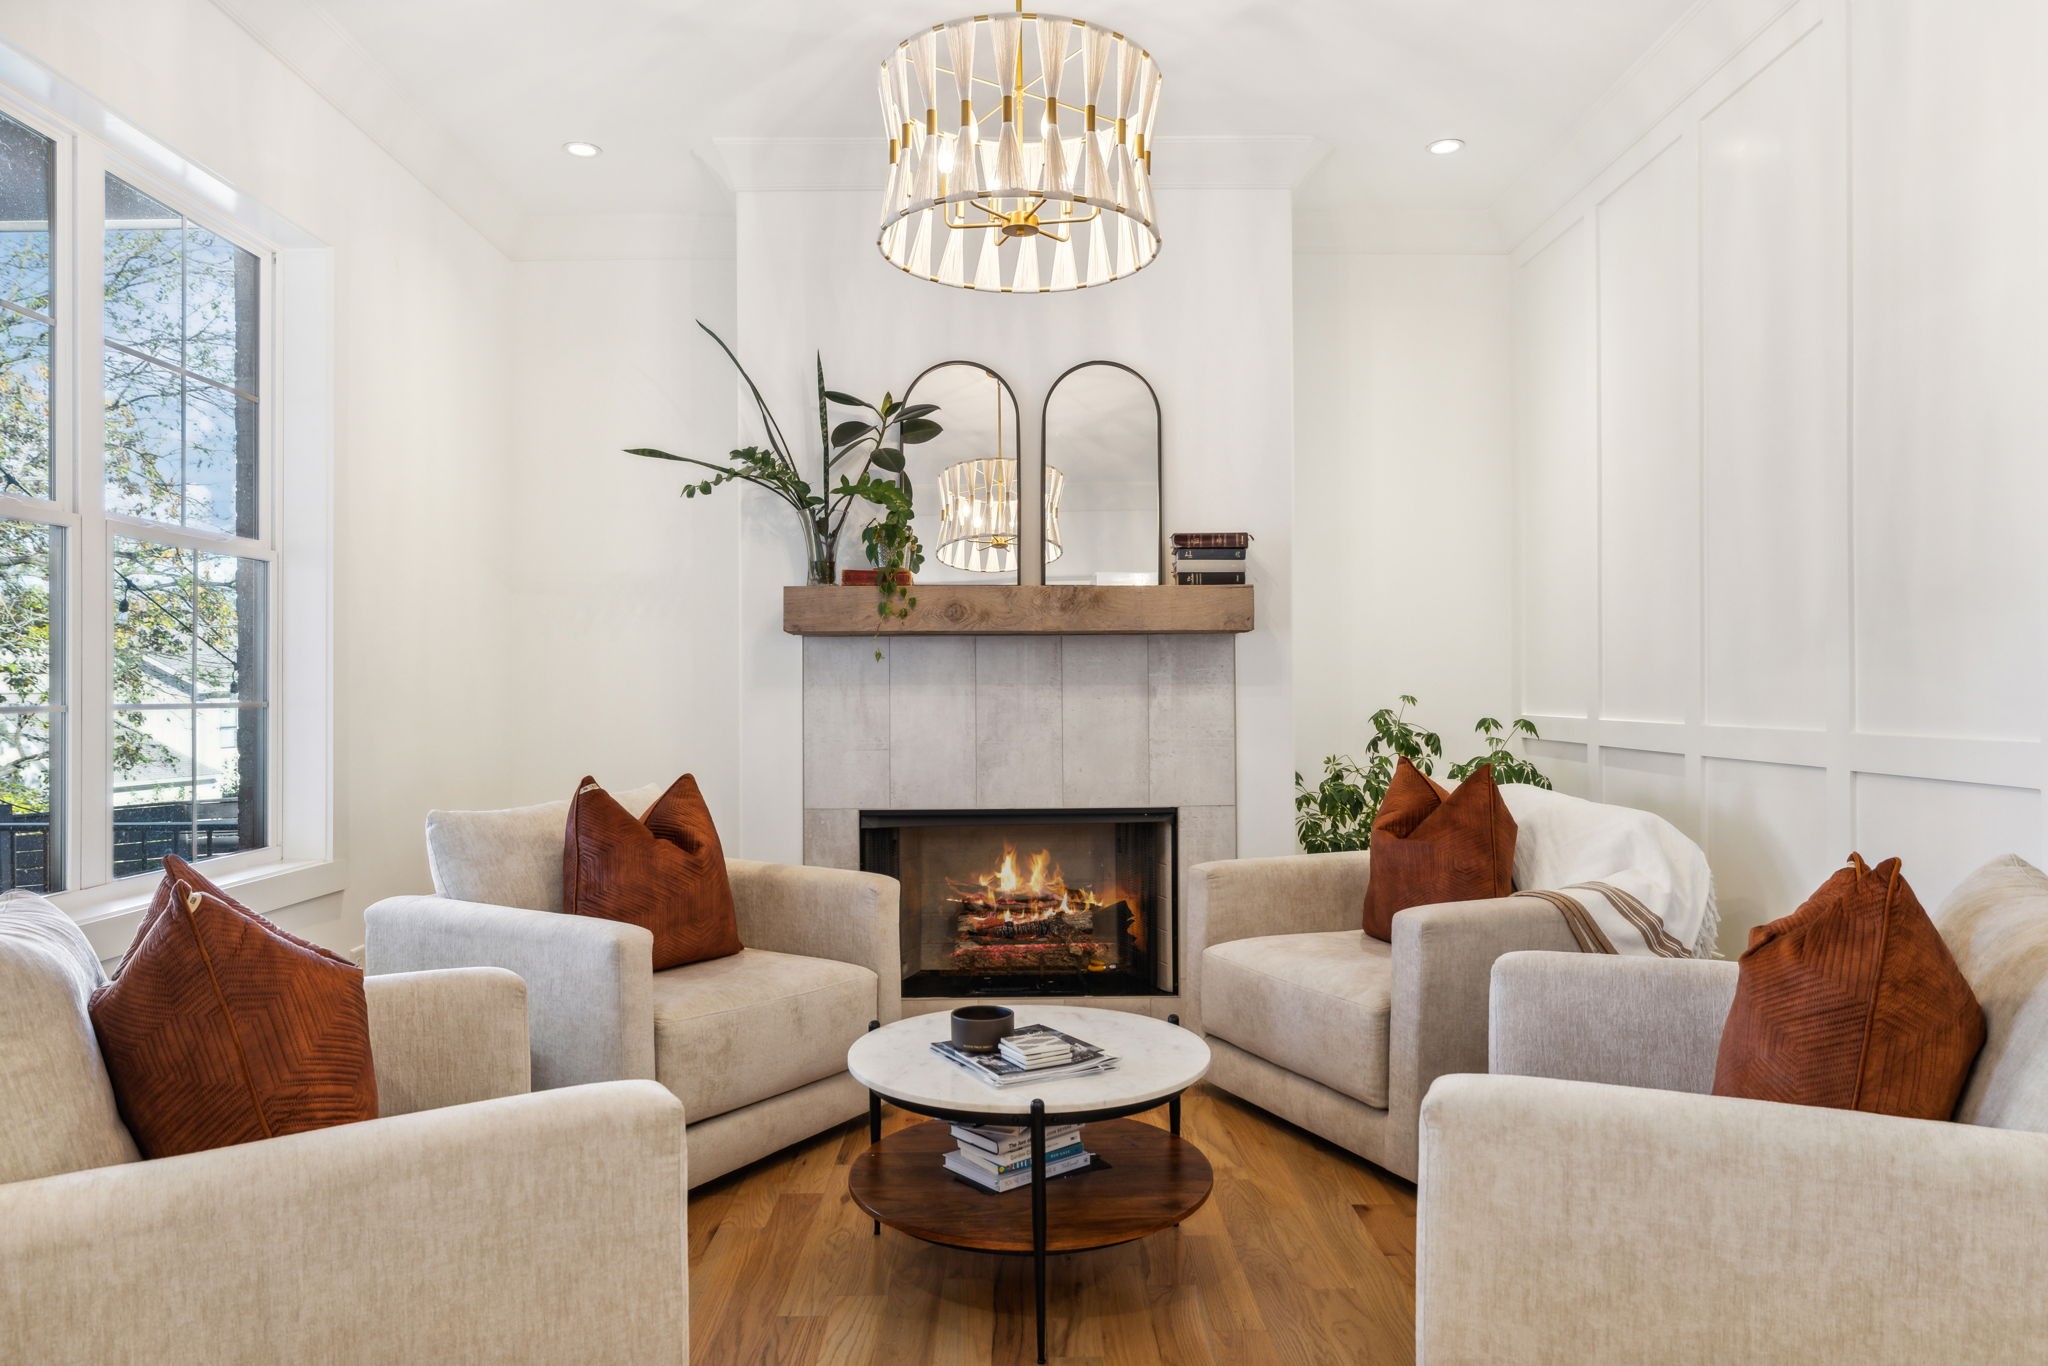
[[902, 360, 1027, 586], [1038, 360, 1166, 586]]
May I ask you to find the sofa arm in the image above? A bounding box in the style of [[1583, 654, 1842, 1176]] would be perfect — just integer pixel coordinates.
[[0, 1081, 687, 1365], [1182, 852, 1372, 1033], [1417, 1074, 2048, 1364], [728, 860, 901, 1025], [1379, 896, 1581, 1181], [364, 896, 655, 1090], [363, 967, 530, 1116], [1490, 951, 1739, 1094]]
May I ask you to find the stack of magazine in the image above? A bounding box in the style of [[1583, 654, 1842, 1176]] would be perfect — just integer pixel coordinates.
[[943, 1122, 1093, 1193], [929, 1023, 1119, 1088]]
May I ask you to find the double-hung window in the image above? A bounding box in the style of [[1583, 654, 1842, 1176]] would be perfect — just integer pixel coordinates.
[[0, 101, 277, 898]]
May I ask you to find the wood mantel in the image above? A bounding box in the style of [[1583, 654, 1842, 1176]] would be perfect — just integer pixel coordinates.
[[782, 584, 1253, 636]]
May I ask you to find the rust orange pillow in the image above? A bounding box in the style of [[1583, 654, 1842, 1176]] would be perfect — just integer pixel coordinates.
[[123, 853, 355, 975], [1362, 760, 1517, 942], [563, 774, 743, 970], [90, 876, 377, 1159], [1713, 854, 1985, 1119]]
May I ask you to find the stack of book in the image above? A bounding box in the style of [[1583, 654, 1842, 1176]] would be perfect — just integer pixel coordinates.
[[929, 1023, 1119, 1088], [942, 1121, 1093, 1193], [1171, 532, 1250, 585]]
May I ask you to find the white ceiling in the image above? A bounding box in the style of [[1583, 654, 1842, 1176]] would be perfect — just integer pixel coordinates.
[[214, 0, 1703, 248]]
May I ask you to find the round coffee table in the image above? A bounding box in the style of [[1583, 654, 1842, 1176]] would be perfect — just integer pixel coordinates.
[[847, 1006, 1212, 1365]]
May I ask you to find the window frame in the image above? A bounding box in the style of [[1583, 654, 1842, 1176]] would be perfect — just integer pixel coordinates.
[[0, 88, 291, 906]]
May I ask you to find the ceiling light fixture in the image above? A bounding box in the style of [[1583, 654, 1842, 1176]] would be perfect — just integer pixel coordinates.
[[877, 0, 1162, 292], [562, 141, 602, 158], [1427, 138, 1465, 155]]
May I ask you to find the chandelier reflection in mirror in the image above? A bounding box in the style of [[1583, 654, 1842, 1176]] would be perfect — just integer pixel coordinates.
[[936, 371, 1064, 572], [877, 2, 1162, 292]]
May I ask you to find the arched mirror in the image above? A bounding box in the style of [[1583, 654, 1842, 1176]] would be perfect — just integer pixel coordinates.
[[1039, 362, 1163, 585], [900, 362, 1024, 585]]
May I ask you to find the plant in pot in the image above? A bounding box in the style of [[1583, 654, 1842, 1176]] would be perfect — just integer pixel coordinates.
[[626, 322, 938, 623], [1293, 696, 1552, 853]]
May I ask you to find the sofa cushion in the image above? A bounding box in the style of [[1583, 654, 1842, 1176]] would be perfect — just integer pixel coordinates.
[[1714, 854, 1985, 1120], [1202, 930, 1393, 1108], [650, 948, 877, 1125], [90, 880, 379, 1158], [0, 891, 140, 1183], [425, 781, 666, 912], [564, 775, 742, 970], [1939, 855, 2048, 1134], [1362, 760, 1517, 942]]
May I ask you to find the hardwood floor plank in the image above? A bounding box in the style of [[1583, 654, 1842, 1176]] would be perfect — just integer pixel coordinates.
[[690, 1085, 1416, 1366]]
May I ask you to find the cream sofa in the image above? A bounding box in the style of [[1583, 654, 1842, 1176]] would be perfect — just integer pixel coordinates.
[[0, 890, 689, 1365], [364, 783, 901, 1186], [1183, 851, 1582, 1181], [1416, 854, 2048, 1364]]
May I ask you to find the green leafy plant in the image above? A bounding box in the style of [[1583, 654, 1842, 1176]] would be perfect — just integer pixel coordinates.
[[626, 323, 940, 624], [1293, 698, 1551, 853]]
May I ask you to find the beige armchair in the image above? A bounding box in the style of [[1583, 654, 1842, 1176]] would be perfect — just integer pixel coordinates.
[[1416, 854, 2048, 1364], [364, 784, 901, 1185], [1183, 852, 1579, 1181], [0, 891, 688, 1365]]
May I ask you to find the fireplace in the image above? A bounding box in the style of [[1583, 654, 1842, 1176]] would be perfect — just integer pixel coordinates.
[[862, 808, 1177, 999]]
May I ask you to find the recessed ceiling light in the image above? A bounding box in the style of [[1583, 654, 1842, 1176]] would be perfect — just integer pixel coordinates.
[[1427, 138, 1465, 155], [563, 141, 602, 158]]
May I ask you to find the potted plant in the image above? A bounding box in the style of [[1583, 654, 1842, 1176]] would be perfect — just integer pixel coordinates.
[[627, 323, 937, 622], [1293, 696, 1552, 853]]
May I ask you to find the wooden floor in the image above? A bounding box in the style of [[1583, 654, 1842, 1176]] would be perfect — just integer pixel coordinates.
[[688, 1085, 1418, 1365]]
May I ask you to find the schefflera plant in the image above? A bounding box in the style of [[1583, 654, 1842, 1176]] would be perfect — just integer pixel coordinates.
[[628, 322, 939, 624]]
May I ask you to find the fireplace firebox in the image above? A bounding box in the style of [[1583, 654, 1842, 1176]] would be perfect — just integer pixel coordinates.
[[861, 809, 1177, 999]]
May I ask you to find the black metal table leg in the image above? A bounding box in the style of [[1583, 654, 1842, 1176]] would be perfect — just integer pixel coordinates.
[[868, 1020, 882, 1235], [1167, 1015, 1183, 1137], [1030, 1097, 1048, 1365]]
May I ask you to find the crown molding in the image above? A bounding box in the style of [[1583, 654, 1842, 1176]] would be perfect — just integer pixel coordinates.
[[512, 211, 736, 263], [708, 135, 1326, 195], [1294, 206, 1507, 256], [1494, 0, 1806, 247]]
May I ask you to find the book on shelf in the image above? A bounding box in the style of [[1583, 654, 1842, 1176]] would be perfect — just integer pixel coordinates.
[[950, 1122, 1084, 1159], [1174, 570, 1247, 586], [929, 1023, 1119, 1088], [1169, 531, 1252, 549], [951, 1140, 1088, 1179], [1171, 545, 1247, 561], [942, 1147, 1094, 1193]]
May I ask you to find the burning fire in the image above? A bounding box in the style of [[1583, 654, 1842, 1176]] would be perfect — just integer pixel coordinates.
[[945, 842, 1144, 963]]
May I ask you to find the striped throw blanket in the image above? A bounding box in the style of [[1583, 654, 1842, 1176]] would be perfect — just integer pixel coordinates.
[[1498, 784, 1720, 959]]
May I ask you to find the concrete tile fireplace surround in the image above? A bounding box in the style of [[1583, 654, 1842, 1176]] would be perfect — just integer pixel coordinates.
[[801, 634, 1238, 1018]]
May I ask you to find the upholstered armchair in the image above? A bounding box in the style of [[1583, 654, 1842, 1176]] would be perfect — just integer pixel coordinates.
[[1415, 854, 2048, 1364], [364, 784, 901, 1186], [1182, 851, 1580, 1182], [1, 891, 689, 1364]]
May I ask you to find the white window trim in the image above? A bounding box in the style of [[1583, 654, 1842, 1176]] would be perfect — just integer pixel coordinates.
[[0, 48, 338, 950]]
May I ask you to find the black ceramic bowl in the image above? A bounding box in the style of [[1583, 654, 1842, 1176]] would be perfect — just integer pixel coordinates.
[[950, 1005, 1016, 1054]]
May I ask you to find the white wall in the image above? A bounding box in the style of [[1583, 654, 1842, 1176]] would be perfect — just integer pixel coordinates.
[[1291, 251, 1516, 779], [501, 253, 743, 823], [729, 181, 1299, 863], [1506, 0, 2048, 950]]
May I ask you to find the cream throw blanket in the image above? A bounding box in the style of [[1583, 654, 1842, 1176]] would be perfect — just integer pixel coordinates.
[[1498, 784, 1720, 959]]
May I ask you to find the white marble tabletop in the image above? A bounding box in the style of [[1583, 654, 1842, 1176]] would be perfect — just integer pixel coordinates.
[[847, 1005, 1211, 1118]]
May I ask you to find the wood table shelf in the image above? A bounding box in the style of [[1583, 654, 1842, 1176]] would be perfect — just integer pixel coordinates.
[[782, 584, 1252, 636]]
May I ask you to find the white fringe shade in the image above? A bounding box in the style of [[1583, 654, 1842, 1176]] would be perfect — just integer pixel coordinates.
[[877, 10, 1161, 292]]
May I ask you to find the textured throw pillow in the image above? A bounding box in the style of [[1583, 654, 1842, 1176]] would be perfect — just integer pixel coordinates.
[[563, 773, 743, 970], [1713, 854, 1986, 1119], [90, 872, 377, 1159], [124, 854, 356, 974], [1362, 760, 1517, 942]]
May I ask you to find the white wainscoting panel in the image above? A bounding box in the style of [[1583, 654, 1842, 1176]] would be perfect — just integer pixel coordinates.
[[1704, 758, 1832, 954], [1851, 773, 2043, 910], [1596, 138, 1698, 725], [1510, 0, 2048, 955], [1514, 219, 1600, 719]]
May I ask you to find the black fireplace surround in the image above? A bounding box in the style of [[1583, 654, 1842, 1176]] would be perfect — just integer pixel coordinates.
[[861, 808, 1177, 999]]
